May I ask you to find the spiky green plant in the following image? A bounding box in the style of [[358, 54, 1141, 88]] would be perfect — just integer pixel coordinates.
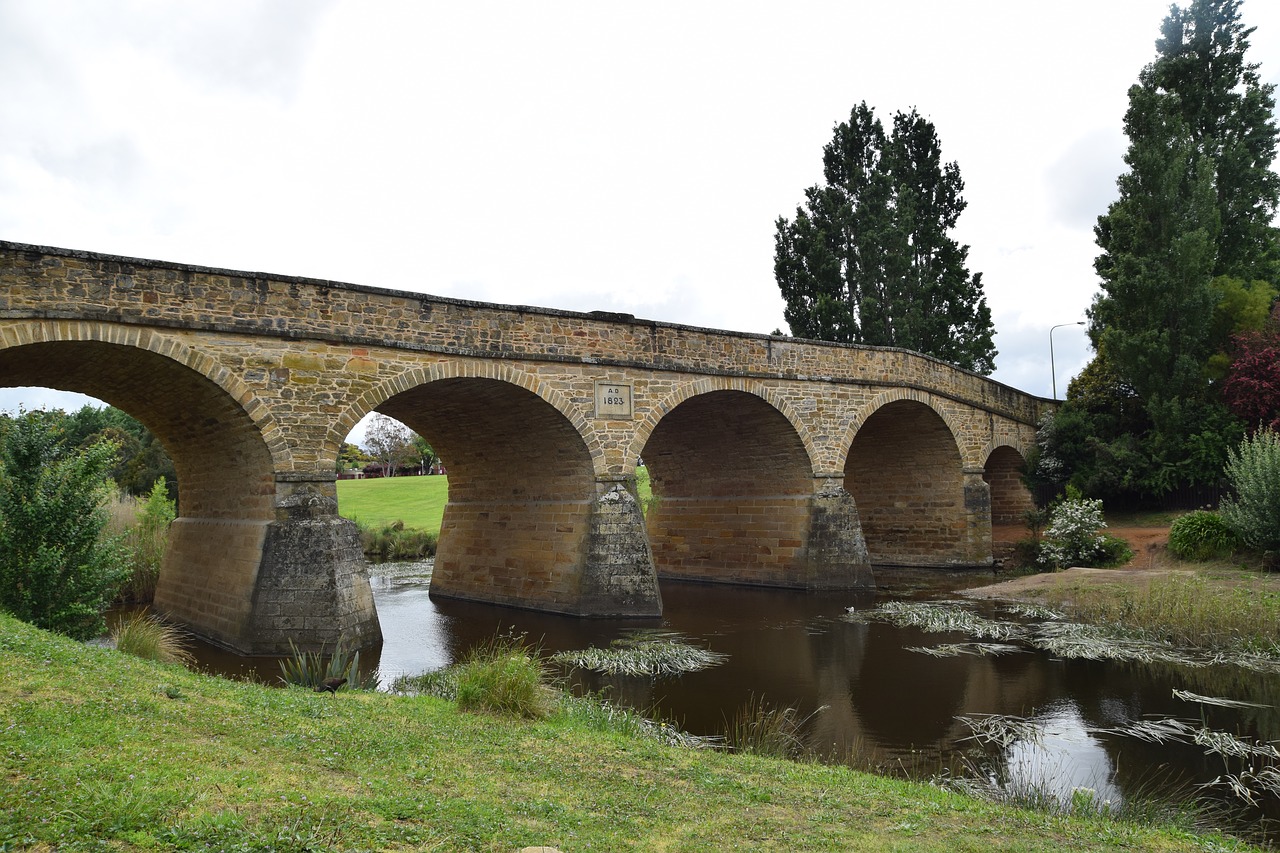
[[278, 636, 366, 691]]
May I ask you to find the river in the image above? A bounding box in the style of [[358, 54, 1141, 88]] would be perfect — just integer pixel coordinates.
[[177, 561, 1280, 840]]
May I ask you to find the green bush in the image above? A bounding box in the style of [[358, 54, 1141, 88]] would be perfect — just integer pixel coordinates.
[[1220, 428, 1280, 552], [1168, 510, 1240, 561], [0, 410, 128, 639]]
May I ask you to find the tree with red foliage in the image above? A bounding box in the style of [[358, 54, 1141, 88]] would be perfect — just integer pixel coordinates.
[[1224, 328, 1280, 431]]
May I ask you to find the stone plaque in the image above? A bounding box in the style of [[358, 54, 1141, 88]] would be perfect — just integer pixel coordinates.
[[595, 382, 633, 419]]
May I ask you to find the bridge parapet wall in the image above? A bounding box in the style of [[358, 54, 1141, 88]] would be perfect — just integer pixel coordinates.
[[0, 242, 1047, 430]]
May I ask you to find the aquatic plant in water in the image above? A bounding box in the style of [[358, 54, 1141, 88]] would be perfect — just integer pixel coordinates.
[[906, 642, 1024, 658], [846, 601, 1025, 641], [552, 630, 727, 677]]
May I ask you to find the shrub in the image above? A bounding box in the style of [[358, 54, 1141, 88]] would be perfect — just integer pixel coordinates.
[[1220, 428, 1280, 552], [115, 480, 176, 603], [1037, 488, 1109, 570], [1168, 510, 1240, 561], [111, 610, 193, 666], [0, 410, 129, 639], [453, 634, 554, 719], [358, 520, 437, 561]]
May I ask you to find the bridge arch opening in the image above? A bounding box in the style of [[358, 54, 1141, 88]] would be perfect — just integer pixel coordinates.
[[640, 389, 815, 586], [844, 399, 966, 566], [372, 377, 601, 611], [0, 338, 294, 647], [984, 445, 1036, 525]]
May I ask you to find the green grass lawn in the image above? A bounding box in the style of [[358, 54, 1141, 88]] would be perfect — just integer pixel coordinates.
[[336, 468, 654, 534], [0, 613, 1256, 851], [336, 474, 449, 532]]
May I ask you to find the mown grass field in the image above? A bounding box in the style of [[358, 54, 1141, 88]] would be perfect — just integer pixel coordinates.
[[335, 467, 655, 534], [336, 474, 449, 531], [0, 612, 1256, 851]]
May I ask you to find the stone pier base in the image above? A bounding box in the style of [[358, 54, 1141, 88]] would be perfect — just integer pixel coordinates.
[[801, 479, 874, 589]]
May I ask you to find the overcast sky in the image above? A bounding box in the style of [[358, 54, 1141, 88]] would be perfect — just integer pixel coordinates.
[[3, 0, 1279, 434]]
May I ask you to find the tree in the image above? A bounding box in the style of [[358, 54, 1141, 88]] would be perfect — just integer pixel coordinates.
[[363, 414, 414, 477], [1223, 326, 1280, 430], [774, 102, 996, 374], [410, 434, 438, 475], [0, 410, 128, 639], [63, 404, 177, 498], [337, 441, 373, 473], [1072, 0, 1279, 497]]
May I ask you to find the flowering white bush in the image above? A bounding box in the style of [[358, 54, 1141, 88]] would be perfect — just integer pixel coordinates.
[[1039, 494, 1107, 569]]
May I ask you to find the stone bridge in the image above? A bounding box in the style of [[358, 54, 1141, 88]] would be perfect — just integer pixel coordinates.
[[0, 241, 1049, 654]]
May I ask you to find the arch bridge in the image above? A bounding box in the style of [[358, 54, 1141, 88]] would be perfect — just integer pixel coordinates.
[[0, 242, 1049, 654]]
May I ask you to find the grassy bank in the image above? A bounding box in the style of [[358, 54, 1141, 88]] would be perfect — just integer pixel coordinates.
[[336, 474, 449, 531], [0, 613, 1252, 852]]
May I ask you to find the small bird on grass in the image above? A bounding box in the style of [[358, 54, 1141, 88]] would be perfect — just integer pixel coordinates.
[[315, 676, 347, 695]]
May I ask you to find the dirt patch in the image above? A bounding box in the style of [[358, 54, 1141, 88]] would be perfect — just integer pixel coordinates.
[[974, 524, 1178, 600]]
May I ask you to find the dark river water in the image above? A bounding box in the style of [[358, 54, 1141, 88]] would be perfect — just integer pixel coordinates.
[[178, 563, 1280, 838]]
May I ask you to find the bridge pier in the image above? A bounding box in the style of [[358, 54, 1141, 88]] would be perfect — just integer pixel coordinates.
[[429, 477, 663, 617], [802, 477, 875, 589], [154, 478, 382, 655], [581, 479, 663, 615], [961, 468, 995, 566]]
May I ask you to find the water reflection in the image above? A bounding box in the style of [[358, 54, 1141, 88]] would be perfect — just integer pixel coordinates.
[[169, 561, 1280, 835]]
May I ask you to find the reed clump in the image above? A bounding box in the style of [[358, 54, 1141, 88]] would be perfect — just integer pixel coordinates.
[[451, 634, 556, 719], [111, 610, 193, 666], [722, 694, 820, 761]]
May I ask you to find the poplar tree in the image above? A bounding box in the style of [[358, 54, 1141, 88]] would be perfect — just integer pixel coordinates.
[[775, 102, 996, 374]]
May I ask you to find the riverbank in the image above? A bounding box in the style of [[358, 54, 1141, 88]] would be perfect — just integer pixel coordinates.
[[0, 612, 1256, 851]]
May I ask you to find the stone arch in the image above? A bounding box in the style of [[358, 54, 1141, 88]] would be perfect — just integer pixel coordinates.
[[333, 360, 606, 477], [353, 367, 615, 612], [843, 397, 968, 566], [638, 385, 818, 586], [629, 377, 818, 475], [0, 320, 311, 649], [984, 443, 1036, 525], [0, 321, 281, 517], [836, 388, 966, 472]]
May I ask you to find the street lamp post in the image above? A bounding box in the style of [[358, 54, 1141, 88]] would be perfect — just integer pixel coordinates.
[[1049, 321, 1085, 400]]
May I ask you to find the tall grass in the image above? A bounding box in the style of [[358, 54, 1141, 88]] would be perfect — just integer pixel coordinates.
[[357, 520, 437, 561], [452, 634, 556, 719], [111, 610, 193, 666], [722, 694, 821, 761], [1039, 573, 1280, 653]]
